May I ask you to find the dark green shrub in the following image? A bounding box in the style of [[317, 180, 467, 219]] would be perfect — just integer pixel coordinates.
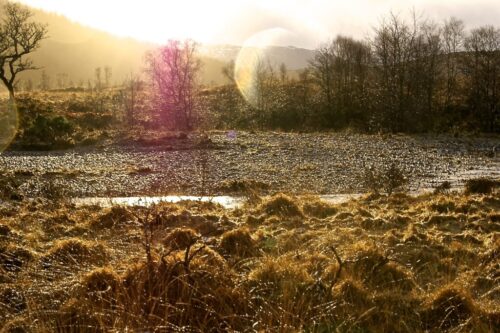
[[21, 115, 75, 149]]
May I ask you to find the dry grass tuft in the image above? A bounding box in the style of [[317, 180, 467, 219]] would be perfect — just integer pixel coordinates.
[[248, 255, 314, 295], [259, 194, 304, 217], [81, 266, 121, 295], [1, 191, 499, 332], [92, 206, 134, 229], [0, 245, 35, 273], [43, 238, 107, 266], [302, 200, 337, 218], [421, 286, 476, 330], [0, 224, 12, 237], [1, 316, 30, 333], [332, 279, 371, 308], [219, 227, 255, 257], [55, 298, 104, 332], [162, 228, 199, 250], [0, 285, 26, 314]]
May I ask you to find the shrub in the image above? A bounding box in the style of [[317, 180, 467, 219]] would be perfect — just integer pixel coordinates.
[[363, 163, 407, 195], [0, 172, 23, 201], [464, 178, 499, 194], [39, 178, 67, 200], [21, 115, 75, 149], [434, 181, 452, 194]]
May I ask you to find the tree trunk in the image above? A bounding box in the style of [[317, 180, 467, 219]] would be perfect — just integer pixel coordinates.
[[7, 85, 15, 103]]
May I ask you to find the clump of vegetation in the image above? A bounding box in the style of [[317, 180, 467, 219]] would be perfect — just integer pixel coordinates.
[[0, 245, 34, 273], [464, 177, 499, 194], [162, 228, 199, 251], [92, 206, 134, 229], [364, 162, 407, 195], [218, 179, 270, 194], [434, 180, 452, 194], [0, 172, 23, 201], [80, 266, 122, 308], [302, 199, 337, 218], [219, 227, 255, 257], [42, 238, 107, 266], [21, 115, 75, 150], [1, 192, 499, 332], [38, 177, 67, 200], [421, 287, 477, 330], [258, 194, 304, 217]]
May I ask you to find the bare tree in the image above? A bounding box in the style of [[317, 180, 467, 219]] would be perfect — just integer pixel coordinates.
[[0, 2, 47, 101], [463, 26, 500, 131], [94, 67, 102, 90], [309, 42, 335, 113], [39, 70, 51, 91], [122, 74, 143, 126], [104, 66, 112, 88], [146, 39, 201, 130], [310, 36, 372, 128], [442, 17, 465, 108]]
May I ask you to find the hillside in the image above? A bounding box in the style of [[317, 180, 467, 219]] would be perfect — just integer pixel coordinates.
[[0, 1, 314, 90]]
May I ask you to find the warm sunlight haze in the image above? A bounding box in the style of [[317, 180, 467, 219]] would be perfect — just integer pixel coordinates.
[[1, 0, 499, 332], [16, 0, 500, 47]]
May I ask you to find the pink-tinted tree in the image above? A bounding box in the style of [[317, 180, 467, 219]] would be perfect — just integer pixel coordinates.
[[146, 39, 201, 130]]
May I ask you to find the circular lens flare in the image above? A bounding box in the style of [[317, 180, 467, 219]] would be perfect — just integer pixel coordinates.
[[234, 28, 295, 109], [0, 99, 18, 153]]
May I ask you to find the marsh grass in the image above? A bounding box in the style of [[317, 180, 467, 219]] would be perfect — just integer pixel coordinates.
[[0, 192, 499, 332]]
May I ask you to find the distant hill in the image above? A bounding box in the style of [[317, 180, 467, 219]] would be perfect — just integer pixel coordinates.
[[0, 0, 314, 91]]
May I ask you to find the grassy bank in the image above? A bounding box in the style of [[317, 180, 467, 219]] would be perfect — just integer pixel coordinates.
[[1, 190, 499, 332]]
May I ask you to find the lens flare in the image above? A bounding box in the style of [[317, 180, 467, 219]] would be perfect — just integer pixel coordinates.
[[234, 28, 295, 109], [0, 99, 18, 153]]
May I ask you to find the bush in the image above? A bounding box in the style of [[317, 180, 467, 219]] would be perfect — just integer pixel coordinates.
[[74, 112, 115, 129], [21, 115, 75, 149], [364, 163, 407, 195], [0, 172, 23, 201], [434, 181, 452, 194], [464, 178, 499, 194]]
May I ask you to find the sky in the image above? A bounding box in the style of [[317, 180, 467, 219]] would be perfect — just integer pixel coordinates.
[[15, 0, 500, 49]]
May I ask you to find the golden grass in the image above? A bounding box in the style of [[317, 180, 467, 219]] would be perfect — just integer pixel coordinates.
[[0, 192, 499, 332]]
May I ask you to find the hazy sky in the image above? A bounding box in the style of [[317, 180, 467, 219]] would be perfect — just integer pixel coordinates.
[[16, 0, 500, 48]]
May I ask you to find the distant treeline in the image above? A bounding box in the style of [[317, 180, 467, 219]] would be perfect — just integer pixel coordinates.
[[203, 14, 499, 133]]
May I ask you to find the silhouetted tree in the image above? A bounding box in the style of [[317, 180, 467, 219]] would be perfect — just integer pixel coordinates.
[[39, 70, 51, 91], [0, 2, 47, 101], [122, 74, 143, 126], [310, 36, 372, 128], [462, 26, 500, 132], [442, 18, 465, 110], [94, 67, 102, 90], [104, 66, 112, 88]]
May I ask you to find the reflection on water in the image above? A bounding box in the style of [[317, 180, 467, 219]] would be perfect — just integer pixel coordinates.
[[73, 194, 364, 209], [73, 195, 246, 209]]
